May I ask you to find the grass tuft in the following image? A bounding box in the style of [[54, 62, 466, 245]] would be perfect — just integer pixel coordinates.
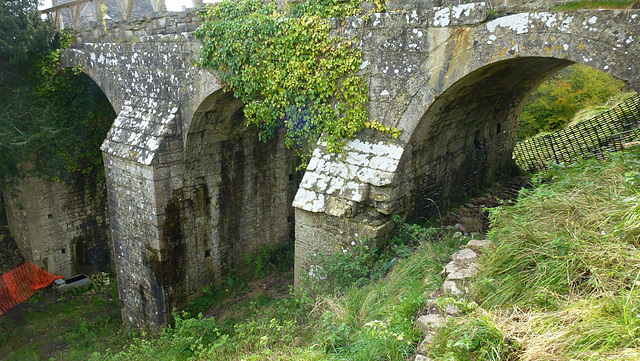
[[554, 1, 637, 10], [430, 147, 640, 361]]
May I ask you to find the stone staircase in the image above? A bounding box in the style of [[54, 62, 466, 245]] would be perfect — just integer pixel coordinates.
[[413, 239, 494, 361]]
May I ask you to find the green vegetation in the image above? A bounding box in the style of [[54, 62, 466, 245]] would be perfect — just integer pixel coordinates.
[[195, 0, 396, 166], [427, 147, 640, 360], [85, 225, 466, 360], [554, 0, 637, 10], [0, 274, 128, 361], [518, 64, 630, 140], [0, 0, 114, 187]]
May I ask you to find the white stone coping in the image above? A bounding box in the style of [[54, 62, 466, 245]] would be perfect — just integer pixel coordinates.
[[293, 139, 404, 214]]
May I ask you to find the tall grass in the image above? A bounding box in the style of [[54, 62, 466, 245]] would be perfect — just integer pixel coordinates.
[[475, 150, 640, 309], [92, 226, 467, 360], [428, 147, 640, 360]]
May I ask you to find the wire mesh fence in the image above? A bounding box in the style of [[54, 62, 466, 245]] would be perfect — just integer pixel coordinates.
[[513, 94, 640, 173]]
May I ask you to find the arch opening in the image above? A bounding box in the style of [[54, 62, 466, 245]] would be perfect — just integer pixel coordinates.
[[178, 89, 300, 302], [406, 57, 575, 217], [1, 70, 116, 277]]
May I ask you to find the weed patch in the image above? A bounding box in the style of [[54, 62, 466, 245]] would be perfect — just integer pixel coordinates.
[[554, 1, 636, 10], [431, 147, 640, 360], [93, 223, 465, 360], [0, 273, 128, 361]]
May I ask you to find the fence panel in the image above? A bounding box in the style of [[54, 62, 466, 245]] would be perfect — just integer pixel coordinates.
[[514, 94, 640, 173]]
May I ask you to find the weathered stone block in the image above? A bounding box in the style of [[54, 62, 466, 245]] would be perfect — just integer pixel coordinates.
[[442, 279, 464, 295], [415, 314, 447, 334], [466, 239, 494, 254]]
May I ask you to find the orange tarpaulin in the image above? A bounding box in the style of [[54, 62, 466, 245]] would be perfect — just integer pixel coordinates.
[[0, 262, 63, 315]]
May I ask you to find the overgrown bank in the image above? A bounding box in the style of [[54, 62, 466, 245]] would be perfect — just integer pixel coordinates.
[[426, 147, 640, 360], [2, 147, 639, 360]]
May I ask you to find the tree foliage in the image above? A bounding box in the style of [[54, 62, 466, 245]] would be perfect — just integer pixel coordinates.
[[0, 0, 114, 188], [0, 0, 56, 77], [195, 0, 393, 165], [518, 64, 629, 139]]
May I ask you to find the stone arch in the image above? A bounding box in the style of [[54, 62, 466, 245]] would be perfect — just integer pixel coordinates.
[[179, 89, 299, 298], [59, 49, 121, 113], [2, 67, 116, 278], [180, 70, 224, 146], [396, 10, 640, 142], [403, 57, 573, 216], [291, 6, 640, 286], [394, 11, 640, 216]]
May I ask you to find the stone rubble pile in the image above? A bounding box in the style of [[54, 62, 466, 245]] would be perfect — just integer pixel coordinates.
[[412, 238, 494, 361]]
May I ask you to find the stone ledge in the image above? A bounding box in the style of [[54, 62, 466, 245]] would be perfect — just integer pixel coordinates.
[[293, 139, 404, 215], [101, 96, 179, 165]]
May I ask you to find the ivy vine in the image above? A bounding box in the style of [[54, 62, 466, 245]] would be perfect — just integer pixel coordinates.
[[0, 25, 114, 189], [195, 0, 392, 166]]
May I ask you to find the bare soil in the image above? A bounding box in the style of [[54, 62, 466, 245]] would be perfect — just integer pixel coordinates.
[[439, 176, 532, 235], [204, 271, 294, 321]]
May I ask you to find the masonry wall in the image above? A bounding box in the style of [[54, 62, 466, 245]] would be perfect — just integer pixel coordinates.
[[405, 57, 571, 215], [2, 177, 112, 277], [105, 154, 172, 328], [73, 7, 203, 44], [101, 97, 185, 329], [181, 91, 299, 300], [387, 0, 608, 13]]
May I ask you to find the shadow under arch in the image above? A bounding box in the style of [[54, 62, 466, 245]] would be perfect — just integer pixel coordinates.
[[53, 69, 117, 271], [57, 61, 120, 114], [404, 56, 579, 218], [179, 89, 299, 301], [1, 68, 116, 278]]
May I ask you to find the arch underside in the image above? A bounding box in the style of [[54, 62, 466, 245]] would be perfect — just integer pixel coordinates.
[[398, 10, 640, 219], [177, 90, 299, 307], [407, 57, 574, 216]]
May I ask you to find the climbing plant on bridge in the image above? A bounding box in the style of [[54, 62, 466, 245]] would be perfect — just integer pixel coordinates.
[[196, 0, 392, 165], [0, 0, 114, 188]]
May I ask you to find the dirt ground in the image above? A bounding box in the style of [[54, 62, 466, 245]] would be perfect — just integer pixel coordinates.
[[439, 176, 532, 235], [204, 271, 294, 321]]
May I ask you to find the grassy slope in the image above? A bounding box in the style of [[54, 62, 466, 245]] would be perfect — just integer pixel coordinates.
[[428, 147, 640, 360], [0, 275, 129, 361], [4, 148, 639, 360]]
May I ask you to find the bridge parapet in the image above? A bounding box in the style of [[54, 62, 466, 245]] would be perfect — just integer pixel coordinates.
[[386, 0, 637, 13], [71, 8, 202, 44]]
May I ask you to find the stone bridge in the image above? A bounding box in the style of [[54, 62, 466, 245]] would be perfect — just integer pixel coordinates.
[[59, 1, 640, 329]]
